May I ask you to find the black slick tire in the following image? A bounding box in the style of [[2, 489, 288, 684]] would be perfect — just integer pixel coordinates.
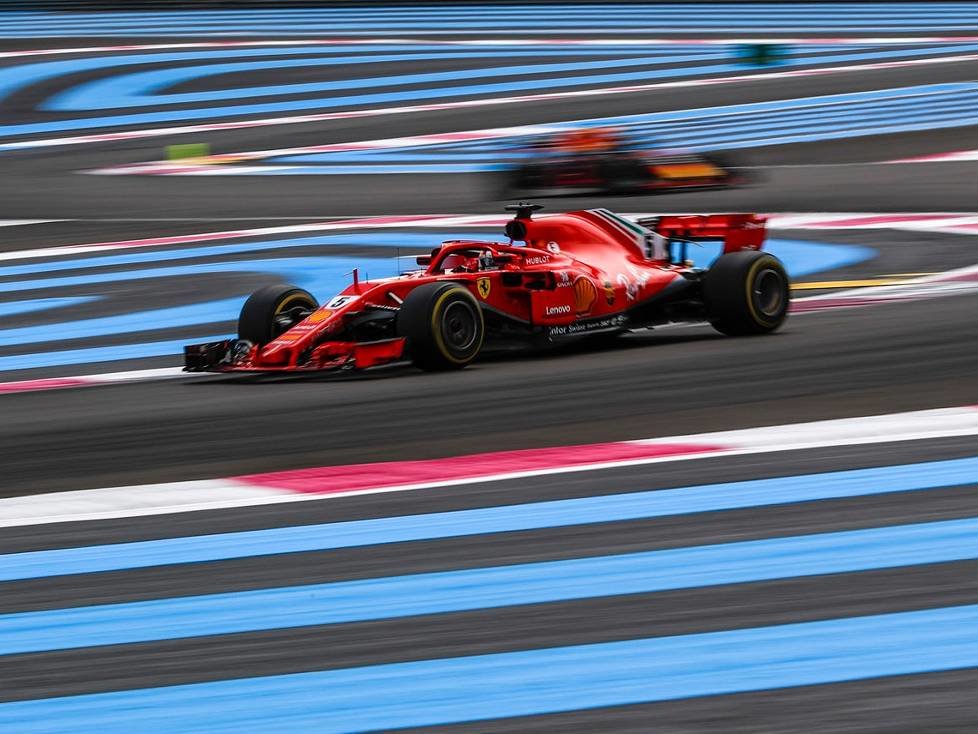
[[238, 284, 318, 345], [397, 282, 485, 370], [704, 251, 789, 335]]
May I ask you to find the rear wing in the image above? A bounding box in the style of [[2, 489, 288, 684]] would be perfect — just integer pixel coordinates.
[[636, 214, 767, 261]]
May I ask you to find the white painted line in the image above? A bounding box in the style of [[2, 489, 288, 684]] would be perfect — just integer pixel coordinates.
[[2, 405, 976, 527], [634, 407, 978, 453], [887, 148, 978, 164], [11, 50, 978, 153], [0, 219, 62, 228], [0, 480, 279, 527], [0, 367, 190, 395]]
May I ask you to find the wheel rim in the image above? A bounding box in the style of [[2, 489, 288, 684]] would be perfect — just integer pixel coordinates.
[[752, 268, 786, 318], [441, 300, 478, 353], [272, 299, 315, 337]]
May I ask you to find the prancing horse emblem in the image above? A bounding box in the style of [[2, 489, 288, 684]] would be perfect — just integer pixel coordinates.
[[477, 278, 491, 299]]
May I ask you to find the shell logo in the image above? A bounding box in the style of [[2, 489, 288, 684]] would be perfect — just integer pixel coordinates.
[[573, 276, 598, 315]]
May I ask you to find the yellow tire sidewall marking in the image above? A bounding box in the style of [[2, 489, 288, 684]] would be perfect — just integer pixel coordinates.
[[744, 257, 783, 328], [430, 288, 485, 365], [274, 292, 313, 316]]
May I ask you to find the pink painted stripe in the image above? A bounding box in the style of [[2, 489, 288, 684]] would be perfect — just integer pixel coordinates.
[[237, 442, 727, 494], [791, 295, 917, 312], [798, 214, 962, 228], [0, 377, 89, 394]]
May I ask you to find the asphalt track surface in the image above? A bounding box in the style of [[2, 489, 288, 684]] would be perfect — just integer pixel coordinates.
[[2, 7, 978, 732]]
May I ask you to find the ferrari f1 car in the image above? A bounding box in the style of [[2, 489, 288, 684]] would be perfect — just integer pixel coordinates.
[[501, 128, 741, 195], [184, 204, 789, 374]]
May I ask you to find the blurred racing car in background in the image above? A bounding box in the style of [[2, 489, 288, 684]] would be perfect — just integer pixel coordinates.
[[184, 203, 788, 375], [501, 127, 744, 196]]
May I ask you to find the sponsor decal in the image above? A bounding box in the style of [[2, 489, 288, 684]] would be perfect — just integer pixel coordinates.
[[326, 295, 359, 309], [477, 277, 491, 299], [546, 241, 561, 253], [306, 309, 333, 324], [556, 271, 572, 288], [548, 314, 627, 337], [525, 255, 550, 265], [603, 280, 616, 305], [618, 273, 638, 301], [617, 264, 651, 302], [545, 304, 572, 316], [573, 276, 598, 315]]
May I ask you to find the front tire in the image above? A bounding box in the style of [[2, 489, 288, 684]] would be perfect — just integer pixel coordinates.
[[238, 284, 318, 345], [704, 251, 789, 335], [397, 283, 485, 370]]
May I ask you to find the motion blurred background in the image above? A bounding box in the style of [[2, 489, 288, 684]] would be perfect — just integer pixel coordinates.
[[1, 2, 978, 732]]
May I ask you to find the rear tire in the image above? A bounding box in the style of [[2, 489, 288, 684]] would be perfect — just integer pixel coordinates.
[[704, 251, 789, 335], [397, 283, 485, 370], [238, 284, 318, 345]]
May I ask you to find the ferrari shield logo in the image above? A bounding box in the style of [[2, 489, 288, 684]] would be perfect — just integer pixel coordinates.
[[477, 278, 491, 299]]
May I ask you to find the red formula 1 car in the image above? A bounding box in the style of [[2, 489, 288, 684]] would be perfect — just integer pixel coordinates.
[[501, 128, 742, 195], [184, 204, 789, 374]]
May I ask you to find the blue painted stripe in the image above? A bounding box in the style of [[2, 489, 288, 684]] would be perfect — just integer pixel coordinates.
[[49, 50, 720, 111], [7, 13, 975, 22], [3, 4, 973, 13], [4, 457, 975, 583], [0, 256, 393, 295], [632, 93, 978, 137], [0, 44, 701, 106], [3, 25, 974, 39], [2, 603, 978, 732], [6, 5, 974, 17], [3, 516, 978, 656], [0, 296, 95, 317], [282, 88, 978, 162], [0, 232, 495, 278], [658, 99, 978, 142], [0, 335, 228, 372], [4, 45, 977, 139], [0, 297, 242, 347], [0, 47, 441, 105], [4, 15, 977, 30]]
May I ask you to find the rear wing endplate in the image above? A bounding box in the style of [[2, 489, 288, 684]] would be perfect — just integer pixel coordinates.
[[636, 214, 767, 258]]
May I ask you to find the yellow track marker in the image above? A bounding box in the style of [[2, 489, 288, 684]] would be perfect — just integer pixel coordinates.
[[791, 278, 914, 290]]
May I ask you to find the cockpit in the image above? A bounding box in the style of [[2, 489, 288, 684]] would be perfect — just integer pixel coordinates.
[[428, 246, 502, 274]]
